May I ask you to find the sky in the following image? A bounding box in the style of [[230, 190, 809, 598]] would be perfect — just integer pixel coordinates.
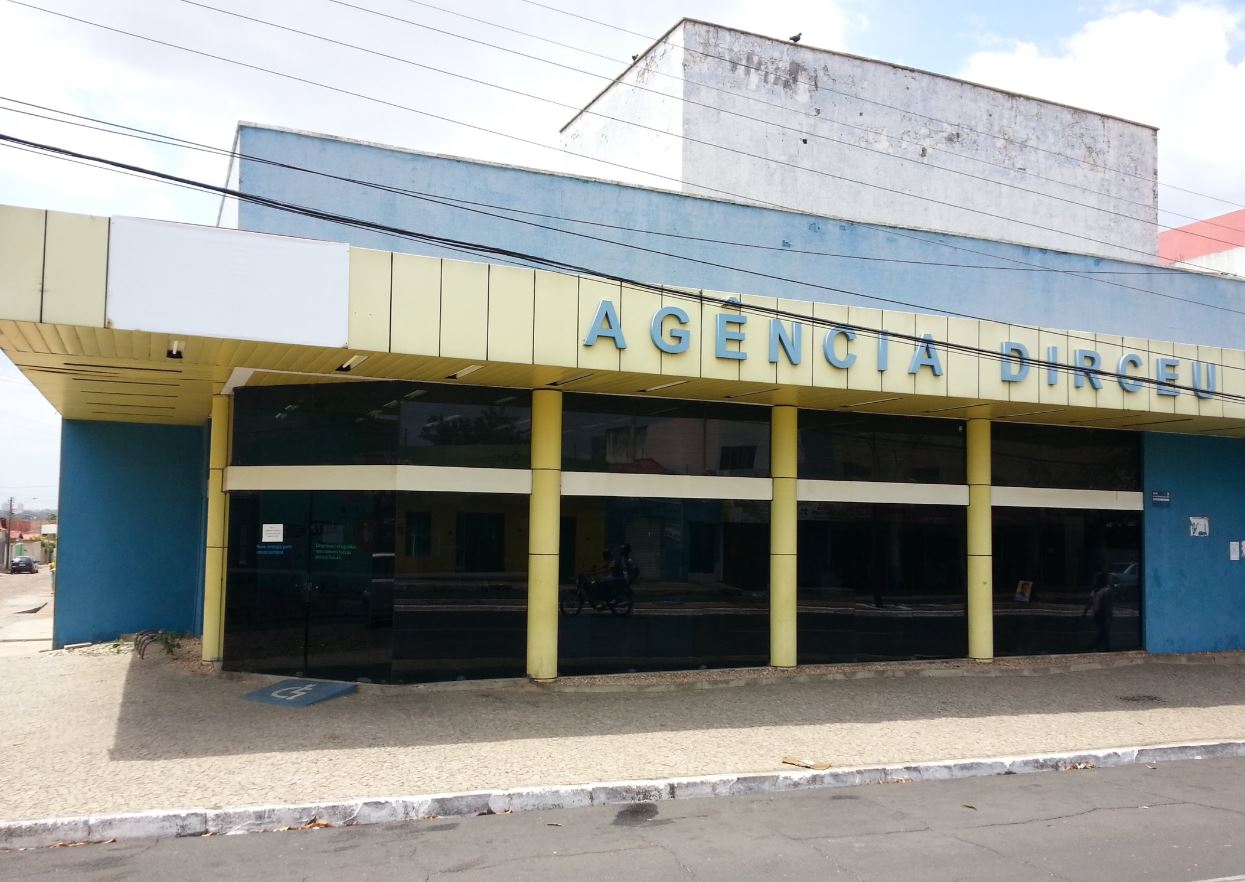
[[0, 0, 1243, 507]]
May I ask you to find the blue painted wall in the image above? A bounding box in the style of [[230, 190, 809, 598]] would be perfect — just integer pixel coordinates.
[[1143, 433, 1245, 653], [55, 420, 207, 647], [237, 125, 1245, 351]]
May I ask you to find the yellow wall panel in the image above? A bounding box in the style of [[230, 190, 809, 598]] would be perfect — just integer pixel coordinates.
[[1196, 345, 1224, 419], [619, 283, 662, 375], [391, 253, 440, 356], [739, 294, 777, 384], [775, 298, 814, 388], [1220, 348, 1245, 420], [43, 211, 107, 327], [845, 306, 882, 392], [0, 205, 44, 322], [577, 277, 622, 371], [439, 258, 489, 360], [660, 287, 701, 378], [699, 292, 741, 381], [1147, 339, 1177, 414], [912, 314, 948, 398], [880, 310, 916, 395], [1173, 343, 1201, 416], [812, 302, 850, 390], [1119, 336, 1150, 412], [1066, 330, 1099, 410], [976, 321, 1009, 403], [533, 270, 579, 368], [1002, 324, 1040, 404], [1091, 334, 1124, 411], [487, 265, 535, 364], [347, 247, 391, 352], [1037, 329, 1069, 406], [945, 317, 979, 399]]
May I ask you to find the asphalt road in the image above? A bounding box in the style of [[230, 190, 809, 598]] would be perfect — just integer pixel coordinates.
[[5, 757, 1245, 881]]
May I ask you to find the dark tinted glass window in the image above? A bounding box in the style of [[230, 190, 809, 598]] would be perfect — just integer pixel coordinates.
[[799, 412, 965, 483], [561, 395, 770, 477], [231, 382, 531, 468], [993, 507, 1142, 655], [798, 503, 966, 663], [559, 496, 770, 674], [992, 423, 1140, 490]]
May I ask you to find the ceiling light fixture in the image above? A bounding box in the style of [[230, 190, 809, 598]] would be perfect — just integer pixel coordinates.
[[336, 355, 368, 373], [548, 373, 592, 387], [165, 340, 184, 360], [447, 364, 485, 380], [640, 380, 689, 393]]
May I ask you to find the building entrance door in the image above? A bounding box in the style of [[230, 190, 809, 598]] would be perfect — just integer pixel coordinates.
[[224, 490, 394, 681]]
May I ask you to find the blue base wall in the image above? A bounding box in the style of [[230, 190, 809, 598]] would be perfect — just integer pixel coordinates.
[[1143, 433, 1245, 653], [55, 420, 207, 647]]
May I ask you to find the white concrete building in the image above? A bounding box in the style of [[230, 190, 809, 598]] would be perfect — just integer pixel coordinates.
[[562, 19, 1158, 262]]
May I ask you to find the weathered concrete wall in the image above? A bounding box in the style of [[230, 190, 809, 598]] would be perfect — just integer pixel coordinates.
[[560, 38, 686, 193], [563, 20, 1158, 263]]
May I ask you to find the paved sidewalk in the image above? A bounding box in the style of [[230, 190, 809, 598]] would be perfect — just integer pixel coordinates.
[[3, 649, 1244, 822], [0, 571, 53, 658]]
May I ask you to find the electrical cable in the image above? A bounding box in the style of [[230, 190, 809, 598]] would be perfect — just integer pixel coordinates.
[[9, 0, 1245, 299], [2, 131, 1240, 407], [515, 0, 1245, 213]]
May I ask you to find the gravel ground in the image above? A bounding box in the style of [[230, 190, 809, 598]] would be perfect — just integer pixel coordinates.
[[3, 648, 1244, 821]]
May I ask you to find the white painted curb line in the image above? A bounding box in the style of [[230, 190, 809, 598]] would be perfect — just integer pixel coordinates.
[[3, 739, 1243, 850]]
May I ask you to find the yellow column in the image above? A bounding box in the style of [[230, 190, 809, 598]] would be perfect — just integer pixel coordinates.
[[770, 405, 798, 668], [527, 389, 562, 681], [966, 418, 994, 660], [201, 393, 232, 664]]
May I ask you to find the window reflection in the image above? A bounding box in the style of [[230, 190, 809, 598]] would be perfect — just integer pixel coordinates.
[[559, 497, 771, 674], [992, 423, 1140, 490], [798, 503, 967, 663], [231, 382, 531, 468], [561, 395, 770, 476], [799, 413, 965, 483], [993, 508, 1142, 655]]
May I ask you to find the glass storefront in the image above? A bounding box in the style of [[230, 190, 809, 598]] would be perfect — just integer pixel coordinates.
[[799, 412, 965, 483], [993, 508, 1142, 655], [558, 497, 771, 674], [798, 503, 967, 663], [993, 423, 1141, 490], [562, 394, 770, 476]]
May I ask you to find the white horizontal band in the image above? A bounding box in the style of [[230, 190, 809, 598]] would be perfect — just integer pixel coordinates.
[[560, 471, 772, 500], [796, 480, 969, 506], [224, 464, 531, 494], [991, 486, 1144, 510]]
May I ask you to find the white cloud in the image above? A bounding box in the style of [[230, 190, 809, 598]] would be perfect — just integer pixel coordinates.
[[957, 2, 1245, 224]]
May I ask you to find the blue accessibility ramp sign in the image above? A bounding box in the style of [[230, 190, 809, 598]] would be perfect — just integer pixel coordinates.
[[244, 678, 356, 708]]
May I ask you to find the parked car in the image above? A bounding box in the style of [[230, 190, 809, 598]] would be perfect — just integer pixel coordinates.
[[1106, 561, 1139, 601], [9, 556, 38, 574]]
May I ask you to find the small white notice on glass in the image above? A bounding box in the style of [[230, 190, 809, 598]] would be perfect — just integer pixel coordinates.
[[1190, 516, 1210, 537], [261, 523, 284, 543], [1232, 541, 1241, 562]]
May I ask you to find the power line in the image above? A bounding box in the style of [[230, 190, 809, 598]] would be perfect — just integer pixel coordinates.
[[515, 0, 1245, 213], [3, 99, 1243, 377], [10, 0, 1245, 301], [2, 131, 1240, 407], [0, 96, 1192, 277]]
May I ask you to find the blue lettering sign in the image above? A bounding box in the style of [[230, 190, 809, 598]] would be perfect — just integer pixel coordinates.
[[1117, 353, 1143, 392], [1192, 361, 1217, 399], [823, 327, 856, 369], [650, 306, 690, 354], [769, 319, 802, 365], [583, 300, 627, 349], [1000, 342, 1030, 383], [908, 334, 944, 377], [1073, 349, 1103, 390], [1156, 358, 1180, 396], [715, 310, 747, 360]]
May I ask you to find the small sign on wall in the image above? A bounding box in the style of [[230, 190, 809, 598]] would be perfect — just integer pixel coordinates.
[[1190, 516, 1210, 537], [1231, 541, 1241, 562], [261, 523, 284, 543], [1151, 490, 1172, 505]]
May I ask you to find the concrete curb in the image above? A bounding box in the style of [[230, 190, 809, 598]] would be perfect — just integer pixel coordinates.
[[3, 739, 1243, 850]]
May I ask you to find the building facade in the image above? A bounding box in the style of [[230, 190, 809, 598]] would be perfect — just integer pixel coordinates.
[[2, 32, 1244, 683]]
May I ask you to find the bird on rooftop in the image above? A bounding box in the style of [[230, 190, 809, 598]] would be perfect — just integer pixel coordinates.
[[789, 32, 802, 43]]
